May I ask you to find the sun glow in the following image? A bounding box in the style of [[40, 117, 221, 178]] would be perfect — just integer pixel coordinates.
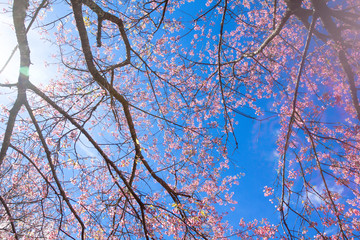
[[0, 14, 20, 85], [0, 13, 55, 89]]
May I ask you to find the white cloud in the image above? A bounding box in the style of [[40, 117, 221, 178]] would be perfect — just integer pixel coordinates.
[[306, 182, 344, 207]]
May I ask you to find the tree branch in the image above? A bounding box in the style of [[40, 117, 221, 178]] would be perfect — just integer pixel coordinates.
[[279, 10, 317, 238]]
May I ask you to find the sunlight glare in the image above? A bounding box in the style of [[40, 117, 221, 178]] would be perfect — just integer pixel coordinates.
[[0, 14, 56, 87]]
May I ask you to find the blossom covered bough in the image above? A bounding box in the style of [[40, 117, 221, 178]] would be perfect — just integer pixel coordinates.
[[0, 0, 359, 239]]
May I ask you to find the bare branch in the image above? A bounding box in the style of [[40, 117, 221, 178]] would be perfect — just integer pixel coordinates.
[[279, 10, 317, 238]]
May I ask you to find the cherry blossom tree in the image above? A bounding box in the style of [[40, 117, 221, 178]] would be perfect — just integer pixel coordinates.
[[0, 0, 359, 239]]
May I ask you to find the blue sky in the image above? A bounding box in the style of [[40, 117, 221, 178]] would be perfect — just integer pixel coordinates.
[[167, 0, 283, 227], [224, 114, 280, 227], [4, 0, 350, 238], [0, 0, 283, 230]]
